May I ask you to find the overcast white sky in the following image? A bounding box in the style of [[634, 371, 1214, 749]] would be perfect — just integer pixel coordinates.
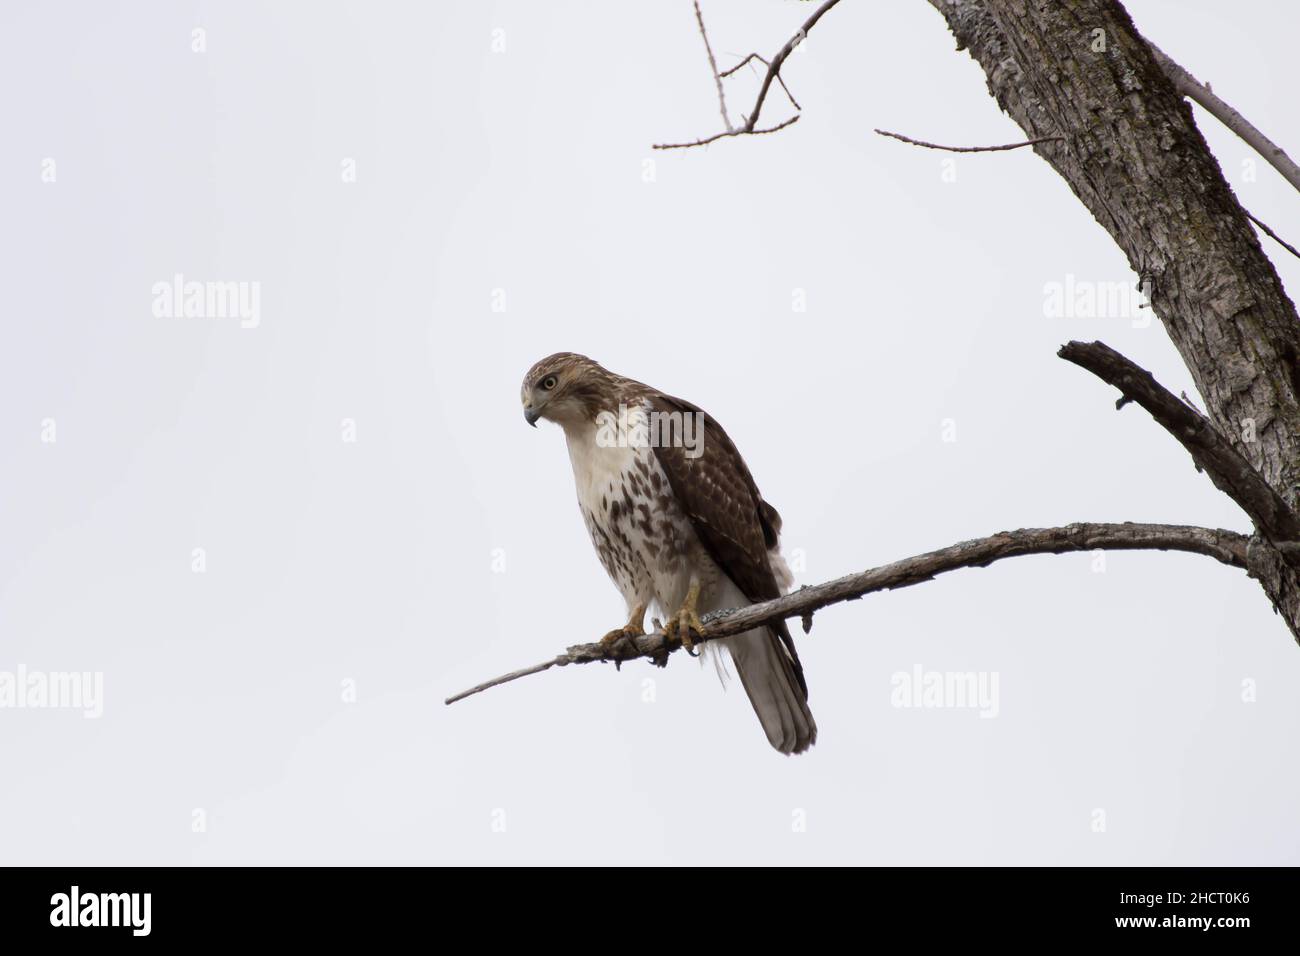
[[2, 0, 1299, 865]]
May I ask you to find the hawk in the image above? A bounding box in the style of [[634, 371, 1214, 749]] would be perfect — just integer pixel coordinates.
[[521, 353, 816, 754]]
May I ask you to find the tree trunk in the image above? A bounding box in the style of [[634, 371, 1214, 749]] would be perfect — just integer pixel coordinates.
[[925, 0, 1300, 639]]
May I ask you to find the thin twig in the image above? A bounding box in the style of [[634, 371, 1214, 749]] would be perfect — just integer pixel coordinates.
[[445, 656, 569, 705], [693, 1, 732, 133], [1245, 210, 1300, 262], [446, 522, 1249, 705], [653, 115, 799, 151], [875, 128, 1063, 153]]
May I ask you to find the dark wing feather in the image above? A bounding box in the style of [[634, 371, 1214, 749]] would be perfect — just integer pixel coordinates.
[[649, 393, 808, 697]]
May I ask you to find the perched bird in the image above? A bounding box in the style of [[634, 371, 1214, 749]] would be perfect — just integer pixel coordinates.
[[521, 352, 815, 754]]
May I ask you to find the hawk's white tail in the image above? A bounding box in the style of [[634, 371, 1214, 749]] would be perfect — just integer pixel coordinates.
[[706, 574, 816, 755], [726, 626, 817, 755]]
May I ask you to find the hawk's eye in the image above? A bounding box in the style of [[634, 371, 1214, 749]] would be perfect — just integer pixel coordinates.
[[541, 375, 558, 391]]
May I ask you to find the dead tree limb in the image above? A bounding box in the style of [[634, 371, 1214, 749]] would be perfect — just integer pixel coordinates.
[[1059, 340, 1300, 550], [446, 522, 1249, 705]]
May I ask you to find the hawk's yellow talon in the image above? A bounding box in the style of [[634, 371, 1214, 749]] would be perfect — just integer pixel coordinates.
[[600, 602, 646, 648], [664, 582, 703, 651], [599, 623, 642, 647]]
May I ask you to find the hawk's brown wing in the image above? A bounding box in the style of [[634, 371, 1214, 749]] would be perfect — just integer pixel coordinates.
[[649, 393, 808, 698]]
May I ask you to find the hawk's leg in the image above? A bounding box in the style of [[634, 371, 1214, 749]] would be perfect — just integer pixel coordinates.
[[599, 602, 646, 651], [663, 581, 704, 653]]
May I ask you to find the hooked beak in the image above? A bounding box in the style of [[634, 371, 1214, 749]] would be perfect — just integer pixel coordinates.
[[524, 405, 540, 427]]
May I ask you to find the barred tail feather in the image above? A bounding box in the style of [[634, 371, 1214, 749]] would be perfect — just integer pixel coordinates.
[[727, 626, 817, 755]]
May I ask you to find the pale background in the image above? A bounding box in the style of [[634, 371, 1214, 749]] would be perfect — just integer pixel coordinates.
[[2, 0, 1298, 865]]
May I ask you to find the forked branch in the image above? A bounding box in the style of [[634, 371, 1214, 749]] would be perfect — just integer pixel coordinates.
[[653, 0, 843, 150]]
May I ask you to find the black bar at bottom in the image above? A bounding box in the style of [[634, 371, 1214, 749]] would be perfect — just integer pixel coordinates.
[[0, 866, 1289, 942]]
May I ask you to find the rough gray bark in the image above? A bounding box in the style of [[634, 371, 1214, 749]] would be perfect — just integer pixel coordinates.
[[925, 0, 1300, 639]]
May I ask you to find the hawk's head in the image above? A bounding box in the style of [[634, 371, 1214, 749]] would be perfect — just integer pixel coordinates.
[[520, 352, 615, 428]]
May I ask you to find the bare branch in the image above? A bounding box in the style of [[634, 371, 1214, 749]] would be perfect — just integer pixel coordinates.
[[745, 0, 841, 130], [654, 0, 843, 150], [446, 522, 1249, 705], [444, 656, 571, 705], [1148, 41, 1300, 194], [1245, 210, 1300, 262], [693, 1, 732, 133], [653, 116, 800, 151], [874, 128, 1063, 153], [1059, 340, 1300, 549]]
